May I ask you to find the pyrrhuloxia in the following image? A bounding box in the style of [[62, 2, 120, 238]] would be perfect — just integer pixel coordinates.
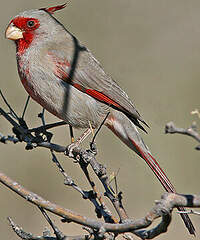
[[5, 4, 195, 234]]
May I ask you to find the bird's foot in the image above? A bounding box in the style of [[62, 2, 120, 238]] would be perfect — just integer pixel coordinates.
[[65, 128, 92, 158], [65, 142, 78, 158], [65, 142, 80, 158]]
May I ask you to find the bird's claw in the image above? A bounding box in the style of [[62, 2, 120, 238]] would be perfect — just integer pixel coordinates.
[[65, 142, 79, 158]]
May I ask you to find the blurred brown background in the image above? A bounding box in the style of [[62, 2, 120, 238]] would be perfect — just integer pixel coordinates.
[[0, 0, 200, 239]]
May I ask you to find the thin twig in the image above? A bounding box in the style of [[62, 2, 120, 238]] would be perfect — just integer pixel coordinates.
[[1, 96, 198, 238], [0, 107, 33, 140], [0, 132, 19, 144], [51, 151, 88, 197], [8, 217, 35, 240], [28, 121, 67, 133], [7, 216, 92, 240], [0, 89, 19, 120], [21, 96, 30, 119], [78, 155, 117, 223], [91, 112, 110, 145], [51, 151, 114, 222], [38, 108, 46, 127], [165, 121, 200, 148], [38, 207, 65, 240], [86, 145, 128, 222]]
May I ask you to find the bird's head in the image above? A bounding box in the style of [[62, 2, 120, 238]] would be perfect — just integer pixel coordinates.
[[5, 4, 67, 54]]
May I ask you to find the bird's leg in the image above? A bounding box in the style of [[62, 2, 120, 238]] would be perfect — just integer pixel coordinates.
[[69, 125, 75, 143], [88, 120, 95, 138], [66, 128, 92, 157]]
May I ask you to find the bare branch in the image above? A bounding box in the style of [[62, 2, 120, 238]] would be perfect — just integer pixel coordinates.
[[51, 151, 115, 223], [68, 143, 129, 222], [28, 121, 67, 133], [0, 132, 19, 144], [8, 217, 93, 240], [0, 170, 172, 235], [1, 95, 199, 238], [165, 121, 200, 150], [37, 142, 66, 152], [8, 217, 36, 240]]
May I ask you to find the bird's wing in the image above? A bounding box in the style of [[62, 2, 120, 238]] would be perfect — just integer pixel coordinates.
[[47, 44, 148, 131]]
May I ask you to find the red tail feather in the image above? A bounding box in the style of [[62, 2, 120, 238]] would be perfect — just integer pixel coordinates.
[[106, 111, 195, 234], [131, 139, 195, 235]]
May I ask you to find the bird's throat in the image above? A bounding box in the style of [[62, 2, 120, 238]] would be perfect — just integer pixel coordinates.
[[16, 32, 34, 55]]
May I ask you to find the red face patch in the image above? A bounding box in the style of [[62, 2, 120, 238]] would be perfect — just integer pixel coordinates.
[[12, 17, 40, 32], [11, 17, 40, 54]]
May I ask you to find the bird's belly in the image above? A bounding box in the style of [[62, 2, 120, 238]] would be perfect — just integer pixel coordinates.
[[21, 76, 109, 129]]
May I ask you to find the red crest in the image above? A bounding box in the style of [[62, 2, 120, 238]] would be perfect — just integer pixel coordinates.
[[40, 3, 67, 14]]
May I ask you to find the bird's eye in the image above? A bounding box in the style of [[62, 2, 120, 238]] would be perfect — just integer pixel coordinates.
[[27, 20, 35, 28]]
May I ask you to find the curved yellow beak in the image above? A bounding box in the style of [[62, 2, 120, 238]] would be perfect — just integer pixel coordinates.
[[5, 24, 23, 40]]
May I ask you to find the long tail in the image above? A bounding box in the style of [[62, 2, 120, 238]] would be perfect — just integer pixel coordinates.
[[105, 111, 195, 235]]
